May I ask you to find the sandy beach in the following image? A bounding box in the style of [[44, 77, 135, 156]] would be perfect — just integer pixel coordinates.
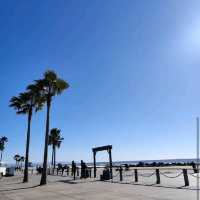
[[0, 168, 197, 200]]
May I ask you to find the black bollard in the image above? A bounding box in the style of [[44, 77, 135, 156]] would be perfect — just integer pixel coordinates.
[[156, 169, 160, 184], [134, 169, 138, 182], [119, 167, 123, 181], [183, 169, 189, 186]]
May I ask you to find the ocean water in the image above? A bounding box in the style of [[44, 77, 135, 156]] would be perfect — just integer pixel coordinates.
[[6, 158, 197, 168], [89, 158, 197, 167]]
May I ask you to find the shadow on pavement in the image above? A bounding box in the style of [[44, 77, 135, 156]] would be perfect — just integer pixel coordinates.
[[0, 184, 40, 192]]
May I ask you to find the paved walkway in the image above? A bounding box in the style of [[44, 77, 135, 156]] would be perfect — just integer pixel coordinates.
[[0, 175, 197, 200]]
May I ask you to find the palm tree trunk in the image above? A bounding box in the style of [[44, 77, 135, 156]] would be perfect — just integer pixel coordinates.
[[51, 146, 54, 166], [0, 151, 3, 163], [53, 145, 56, 169], [40, 99, 51, 185], [52, 146, 54, 174], [23, 109, 32, 183]]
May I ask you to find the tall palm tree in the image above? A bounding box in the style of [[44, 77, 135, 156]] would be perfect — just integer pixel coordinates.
[[48, 128, 64, 169], [10, 85, 44, 183], [35, 70, 69, 185], [0, 136, 8, 164], [14, 154, 21, 168]]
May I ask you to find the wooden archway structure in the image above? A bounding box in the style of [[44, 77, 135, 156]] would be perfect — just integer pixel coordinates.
[[92, 145, 113, 179]]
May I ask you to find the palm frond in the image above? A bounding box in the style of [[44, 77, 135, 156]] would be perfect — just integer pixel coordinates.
[[44, 70, 57, 82], [48, 128, 64, 147], [0, 136, 8, 151], [55, 78, 69, 95], [10, 82, 46, 115]]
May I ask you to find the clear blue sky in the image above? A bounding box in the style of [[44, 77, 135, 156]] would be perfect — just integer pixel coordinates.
[[0, 0, 200, 163]]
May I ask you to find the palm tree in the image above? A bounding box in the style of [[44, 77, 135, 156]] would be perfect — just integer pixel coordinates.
[[20, 156, 25, 169], [10, 85, 44, 183], [14, 154, 21, 168], [0, 136, 8, 164], [35, 70, 69, 185], [48, 128, 64, 169]]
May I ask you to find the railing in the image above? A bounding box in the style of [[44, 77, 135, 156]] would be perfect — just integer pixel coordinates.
[[47, 166, 198, 187], [114, 167, 191, 186]]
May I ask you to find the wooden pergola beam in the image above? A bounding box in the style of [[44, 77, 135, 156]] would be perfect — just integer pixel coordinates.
[[92, 145, 112, 152]]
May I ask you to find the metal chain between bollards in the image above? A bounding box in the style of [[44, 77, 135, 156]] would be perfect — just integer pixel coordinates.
[[160, 172, 183, 178]]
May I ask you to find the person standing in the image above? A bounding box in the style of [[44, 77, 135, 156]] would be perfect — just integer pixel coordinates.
[[72, 160, 76, 180], [81, 160, 88, 178]]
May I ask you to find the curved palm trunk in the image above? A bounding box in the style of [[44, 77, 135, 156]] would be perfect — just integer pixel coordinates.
[[23, 109, 32, 183], [40, 99, 51, 185]]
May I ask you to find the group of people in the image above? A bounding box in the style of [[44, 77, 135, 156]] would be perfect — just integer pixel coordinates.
[[71, 160, 89, 179], [35, 160, 90, 179]]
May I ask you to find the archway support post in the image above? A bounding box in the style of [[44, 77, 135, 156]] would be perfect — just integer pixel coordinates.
[[93, 151, 96, 178]]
